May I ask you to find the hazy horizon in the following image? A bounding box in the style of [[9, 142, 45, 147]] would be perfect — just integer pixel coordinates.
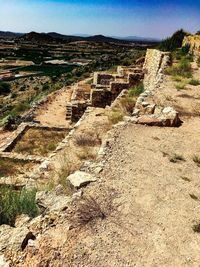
[[0, 0, 199, 39]]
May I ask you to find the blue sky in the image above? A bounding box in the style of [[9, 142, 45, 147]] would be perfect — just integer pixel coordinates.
[[0, 0, 200, 38]]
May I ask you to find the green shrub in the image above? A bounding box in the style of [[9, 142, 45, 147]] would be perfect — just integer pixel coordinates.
[[159, 29, 189, 52], [0, 186, 38, 226], [0, 82, 11, 95], [189, 79, 200, 86], [165, 57, 192, 78], [128, 83, 144, 97], [176, 83, 186, 90]]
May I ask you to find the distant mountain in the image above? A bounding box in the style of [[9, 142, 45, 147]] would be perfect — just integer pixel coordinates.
[[18, 31, 60, 43], [112, 35, 160, 42], [0, 30, 159, 44], [18, 32, 131, 44], [48, 32, 83, 42], [0, 31, 23, 39], [85, 34, 125, 43]]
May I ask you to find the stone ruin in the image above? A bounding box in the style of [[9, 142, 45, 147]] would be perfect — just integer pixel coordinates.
[[66, 64, 144, 122], [0, 49, 181, 190]]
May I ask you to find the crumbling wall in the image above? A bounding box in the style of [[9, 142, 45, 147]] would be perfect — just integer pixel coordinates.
[[90, 89, 113, 108], [183, 35, 200, 60], [143, 49, 170, 91], [71, 101, 91, 122], [93, 72, 115, 86]]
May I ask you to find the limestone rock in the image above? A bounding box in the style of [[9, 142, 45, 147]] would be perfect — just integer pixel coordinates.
[[137, 115, 162, 126], [0, 255, 9, 267], [137, 107, 182, 127], [67, 171, 96, 189], [36, 191, 72, 213]]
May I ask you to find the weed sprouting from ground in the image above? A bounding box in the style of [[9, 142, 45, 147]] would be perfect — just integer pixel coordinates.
[[54, 153, 75, 194], [169, 154, 185, 163], [192, 155, 200, 167], [189, 79, 200, 86]]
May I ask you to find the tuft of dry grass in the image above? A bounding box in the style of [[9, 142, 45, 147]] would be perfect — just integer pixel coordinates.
[[52, 153, 75, 195], [120, 96, 136, 114], [106, 108, 124, 125], [77, 146, 97, 160], [74, 132, 101, 147], [192, 155, 200, 167], [69, 196, 106, 227], [169, 153, 185, 163]]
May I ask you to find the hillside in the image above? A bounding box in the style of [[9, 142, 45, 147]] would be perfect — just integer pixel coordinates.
[[0, 30, 160, 44]]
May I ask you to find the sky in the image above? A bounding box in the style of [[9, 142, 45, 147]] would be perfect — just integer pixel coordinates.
[[0, 0, 200, 39]]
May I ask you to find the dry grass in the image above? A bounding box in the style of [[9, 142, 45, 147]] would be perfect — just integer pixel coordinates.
[[106, 108, 124, 125], [192, 155, 200, 167], [169, 153, 185, 163], [69, 196, 106, 227], [13, 128, 66, 156], [0, 157, 35, 178], [53, 153, 75, 195], [74, 132, 101, 147], [120, 96, 136, 114], [77, 146, 97, 160]]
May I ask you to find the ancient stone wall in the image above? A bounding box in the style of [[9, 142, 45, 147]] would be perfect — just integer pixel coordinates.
[[90, 89, 112, 108], [183, 35, 200, 60], [93, 72, 115, 86], [143, 49, 170, 91]]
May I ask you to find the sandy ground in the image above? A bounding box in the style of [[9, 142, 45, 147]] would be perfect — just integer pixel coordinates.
[[35, 87, 72, 128]]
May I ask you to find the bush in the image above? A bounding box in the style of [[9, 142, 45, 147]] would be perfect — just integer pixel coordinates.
[[189, 79, 200, 86], [159, 29, 189, 52], [128, 83, 144, 97], [0, 82, 11, 95], [0, 186, 38, 226], [165, 57, 192, 78]]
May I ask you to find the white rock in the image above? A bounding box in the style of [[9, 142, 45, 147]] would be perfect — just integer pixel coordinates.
[[0, 255, 9, 267], [67, 171, 96, 188]]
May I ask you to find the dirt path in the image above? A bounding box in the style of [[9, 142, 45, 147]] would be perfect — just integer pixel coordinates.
[[35, 87, 72, 128]]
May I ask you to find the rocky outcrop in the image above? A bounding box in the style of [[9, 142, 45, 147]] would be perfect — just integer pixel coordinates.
[[183, 35, 200, 60]]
